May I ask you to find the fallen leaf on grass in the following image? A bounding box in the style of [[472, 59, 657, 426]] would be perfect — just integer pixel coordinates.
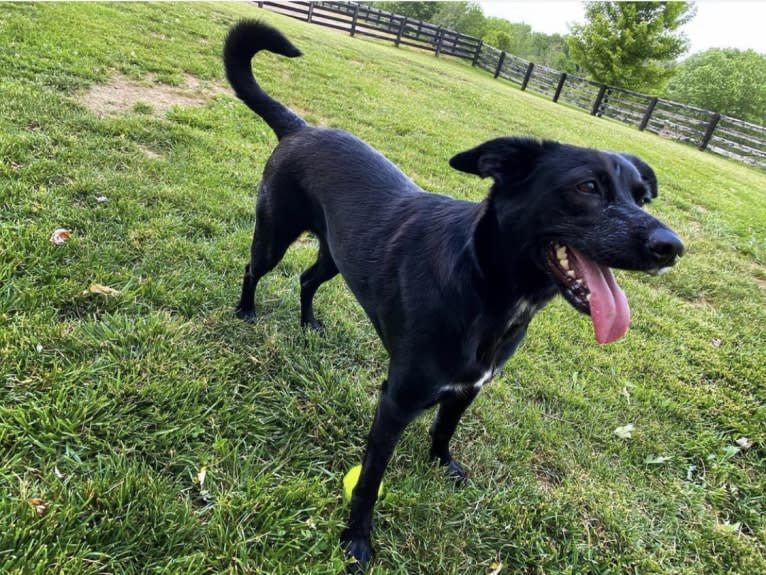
[[49, 228, 71, 245], [196, 466, 207, 488], [645, 455, 672, 464], [82, 283, 121, 297], [717, 521, 741, 534], [27, 498, 48, 517], [614, 424, 635, 439], [711, 338, 722, 348], [488, 562, 503, 575], [735, 437, 753, 450], [194, 466, 213, 504]]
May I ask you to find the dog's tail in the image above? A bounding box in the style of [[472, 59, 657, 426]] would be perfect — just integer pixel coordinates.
[[223, 20, 307, 140]]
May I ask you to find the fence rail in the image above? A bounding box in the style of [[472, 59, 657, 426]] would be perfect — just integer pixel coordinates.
[[255, 1, 765, 170]]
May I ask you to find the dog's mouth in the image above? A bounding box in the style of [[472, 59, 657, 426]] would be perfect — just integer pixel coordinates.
[[547, 243, 631, 344]]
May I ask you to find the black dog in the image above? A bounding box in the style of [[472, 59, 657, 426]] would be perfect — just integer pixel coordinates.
[[224, 21, 683, 571]]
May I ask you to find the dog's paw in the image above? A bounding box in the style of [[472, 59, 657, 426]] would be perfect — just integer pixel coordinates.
[[430, 450, 469, 483], [431, 453, 468, 483], [301, 317, 324, 334], [444, 459, 468, 483], [340, 530, 372, 573], [235, 307, 257, 323]]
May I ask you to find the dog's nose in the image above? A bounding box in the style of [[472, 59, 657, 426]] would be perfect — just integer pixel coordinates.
[[647, 228, 684, 267]]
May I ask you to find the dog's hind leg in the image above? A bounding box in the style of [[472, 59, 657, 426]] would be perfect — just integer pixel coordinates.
[[429, 389, 479, 481], [236, 184, 305, 322], [299, 238, 338, 332]]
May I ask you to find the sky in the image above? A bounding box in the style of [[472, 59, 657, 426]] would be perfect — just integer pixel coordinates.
[[478, 1, 766, 56]]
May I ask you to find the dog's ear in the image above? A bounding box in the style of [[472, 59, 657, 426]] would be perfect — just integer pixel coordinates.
[[449, 137, 544, 183], [619, 153, 658, 204]]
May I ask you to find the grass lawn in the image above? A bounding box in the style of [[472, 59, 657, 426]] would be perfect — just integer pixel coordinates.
[[1, 3, 765, 573]]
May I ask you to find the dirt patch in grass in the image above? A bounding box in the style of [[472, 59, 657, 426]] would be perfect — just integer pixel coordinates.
[[531, 449, 565, 492], [533, 463, 564, 492], [138, 145, 162, 160], [79, 73, 228, 117], [750, 264, 766, 290], [689, 294, 716, 308]]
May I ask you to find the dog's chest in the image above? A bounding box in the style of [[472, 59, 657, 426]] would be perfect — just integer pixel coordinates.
[[480, 303, 537, 374], [444, 299, 541, 394]]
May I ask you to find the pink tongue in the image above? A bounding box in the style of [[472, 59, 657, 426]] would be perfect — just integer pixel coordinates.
[[569, 248, 631, 344]]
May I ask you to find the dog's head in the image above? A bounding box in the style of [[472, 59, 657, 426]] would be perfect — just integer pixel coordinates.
[[450, 137, 684, 344]]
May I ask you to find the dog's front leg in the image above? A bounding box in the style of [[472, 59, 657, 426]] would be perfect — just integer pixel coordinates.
[[429, 389, 479, 481], [341, 385, 418, 572]]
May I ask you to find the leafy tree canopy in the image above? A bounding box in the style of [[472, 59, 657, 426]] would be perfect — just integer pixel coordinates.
[[568, 2, 695, 91], [484, 18, 531, 55], [430, 1, 486, 38], [367, 1, 442, 21], [665, 48, 766, 124], [482, 16, 574, 70], [366, 2, 574, 71]]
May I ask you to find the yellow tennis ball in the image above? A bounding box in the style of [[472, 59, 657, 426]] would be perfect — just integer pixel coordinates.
[[343, 464, 384, 502]]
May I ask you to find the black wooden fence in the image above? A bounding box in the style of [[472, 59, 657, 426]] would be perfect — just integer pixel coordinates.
[[256, 1, 766, 170]]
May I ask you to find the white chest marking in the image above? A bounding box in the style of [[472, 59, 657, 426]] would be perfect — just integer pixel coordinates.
[[506, 299, 532, 329], [439, 369, 494, 396], [439, 300, 539, 397], [473, 369, 493, 390], [506, 299, 533, 330]]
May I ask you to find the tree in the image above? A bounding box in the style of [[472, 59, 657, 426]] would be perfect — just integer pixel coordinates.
[[567, 2, 695, 91], [430, 1, 486, 37], [665, 49, 766, 124], [368, 1, 487, 37], [481, 17, 574, 71], [531, 32, 575, 71], [483, 18, 533, 56], [368, 1, 577, 71], [483, 29, 513, 52], [367, 2, 443, 21]]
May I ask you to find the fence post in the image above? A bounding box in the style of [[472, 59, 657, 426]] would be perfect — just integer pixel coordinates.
[[472, 40, 483, 66], [307, 1, 314, 23], [435, 27, 443, 56], [599, 88, 611, 116], [494, 52, 506, 79], [521, 62, 534, 91], [553, 72, 567, 103], [388, 13, 397, 34], [395, 16, 406, 47], [699, 112, 721, 150], [350, 3, 359, 37], [639, 97, 658, 131], [591, 84, 607, 115], [472, 41, 483, 66]]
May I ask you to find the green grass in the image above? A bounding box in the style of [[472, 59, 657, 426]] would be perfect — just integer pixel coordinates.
[[1, 3, 765, 573]]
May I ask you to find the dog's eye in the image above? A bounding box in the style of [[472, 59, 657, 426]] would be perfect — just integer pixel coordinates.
[[576, 181, 598, 194]]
